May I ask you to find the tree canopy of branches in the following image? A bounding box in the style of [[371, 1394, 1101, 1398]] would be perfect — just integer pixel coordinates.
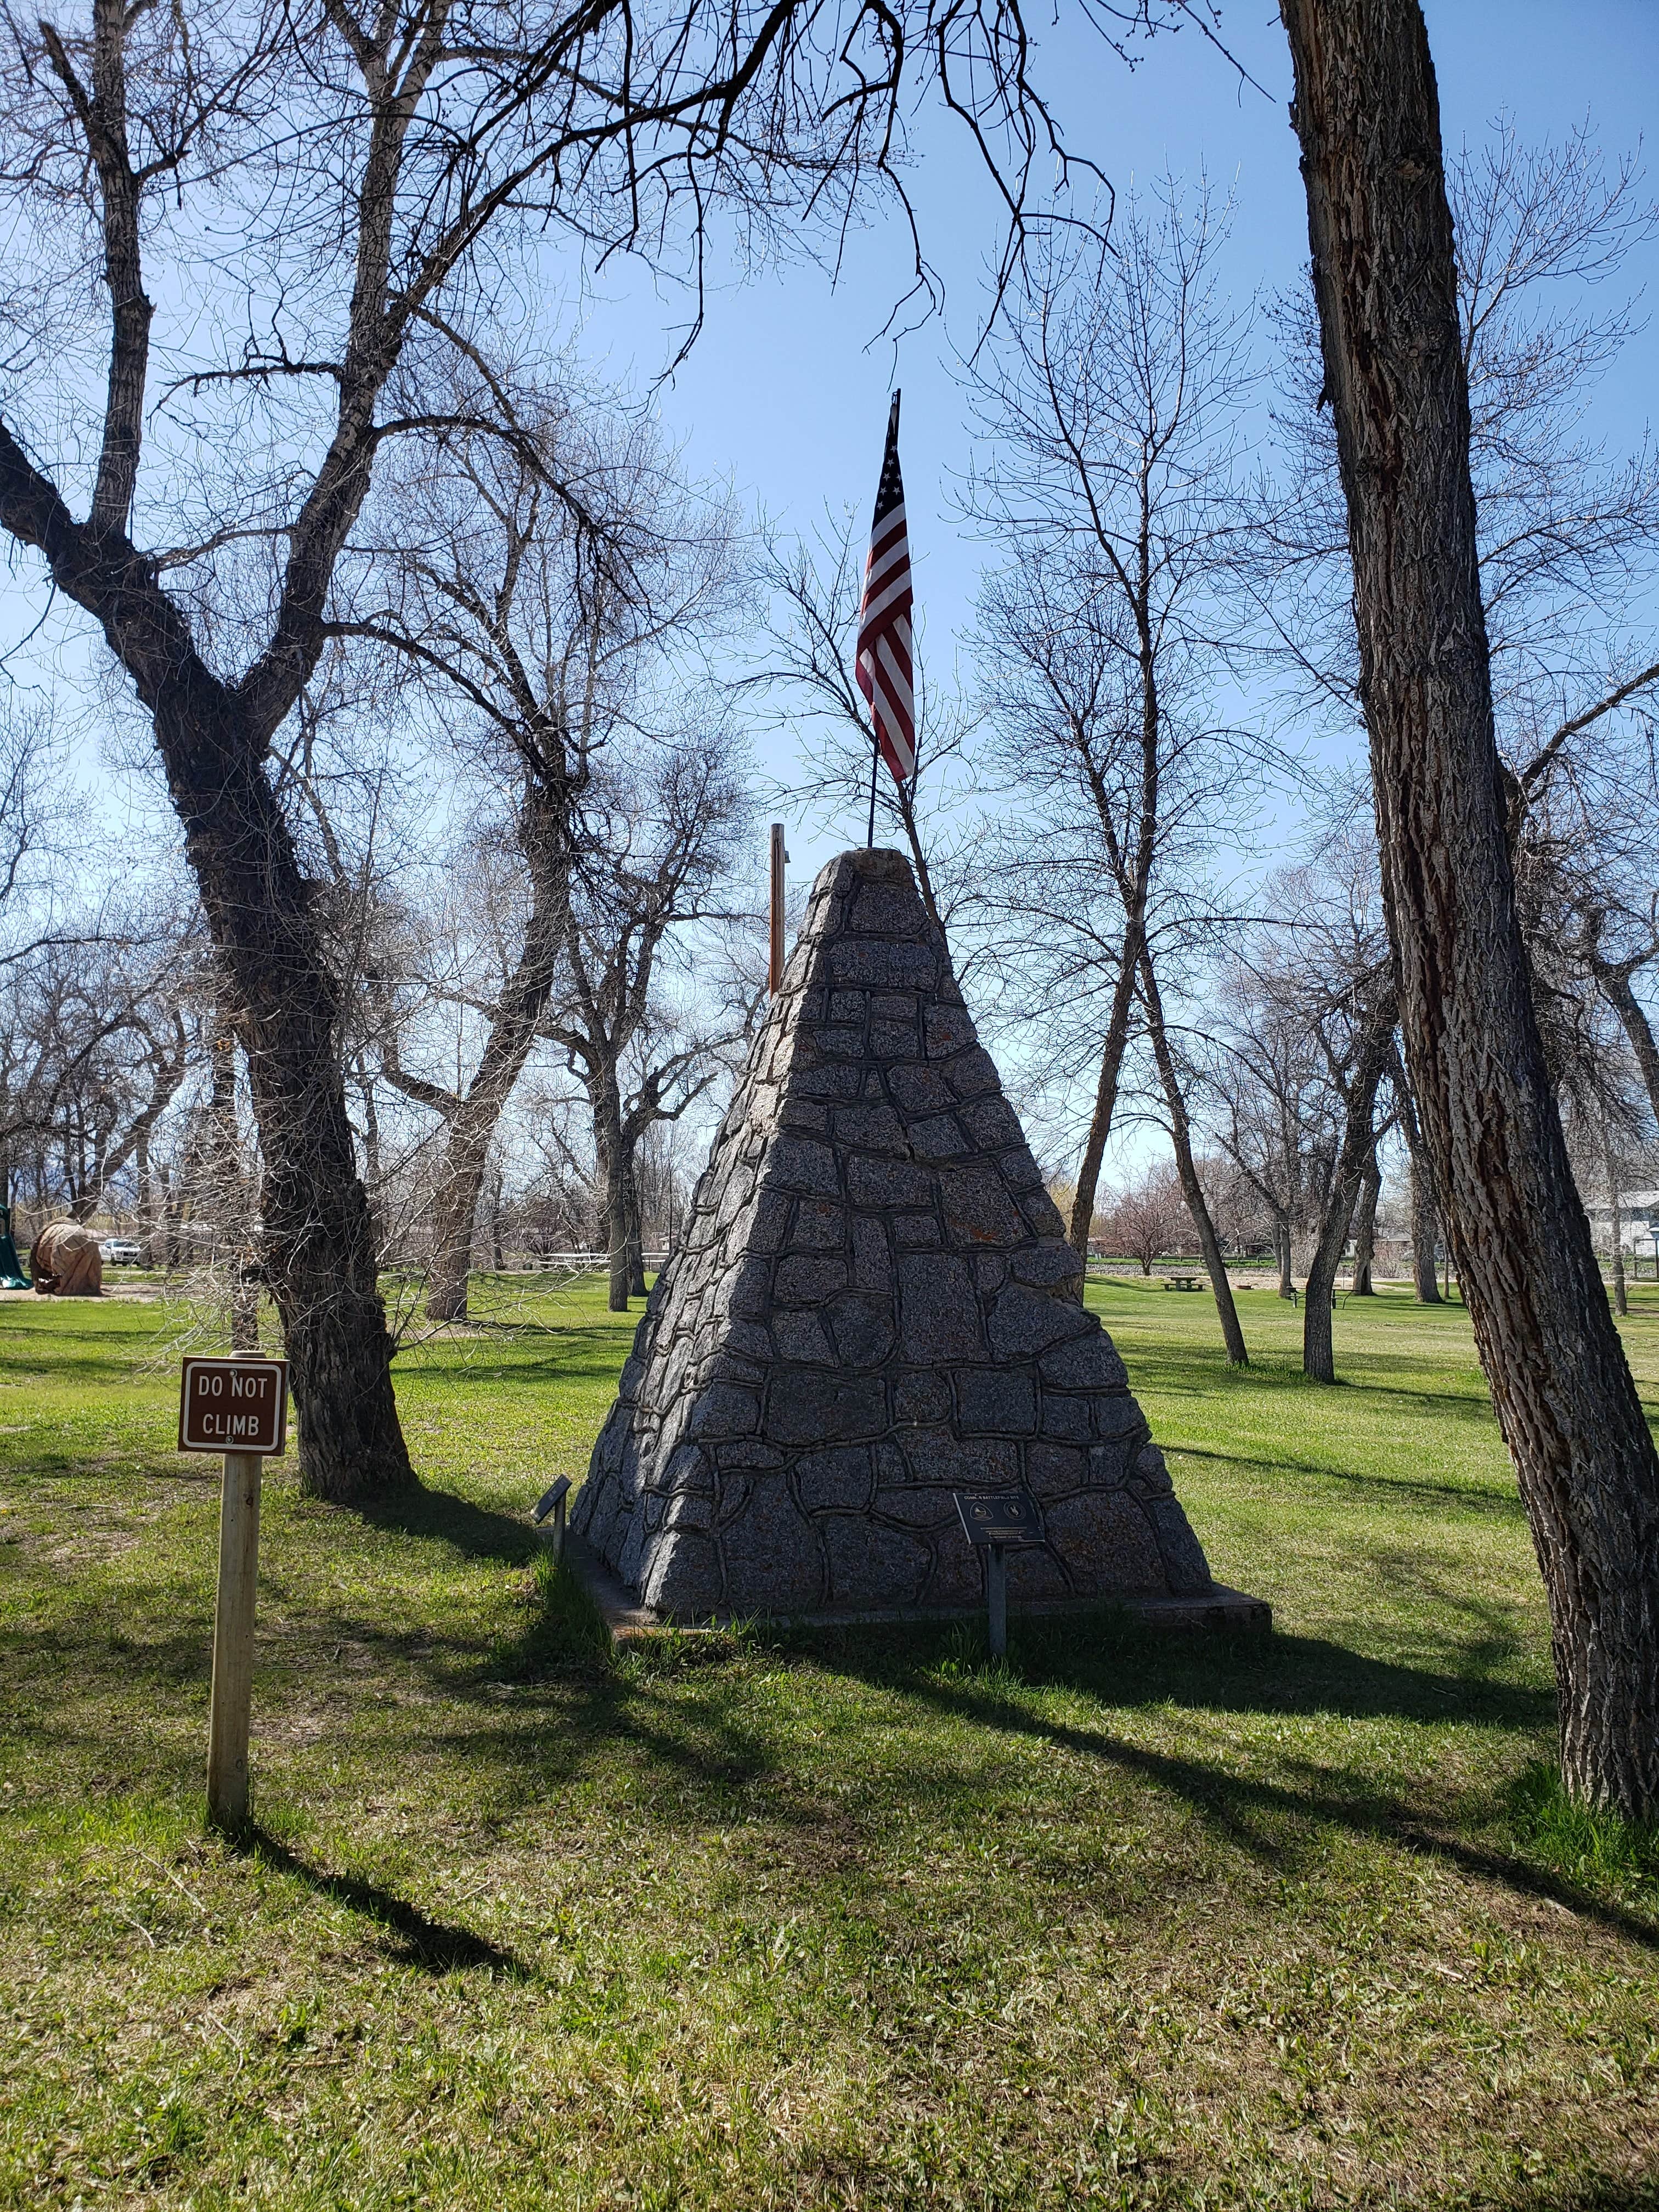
[[0, 0, 1220, 1501], [353, 368, 742, 1319], [1200, 831, 1395, 1380], [964, 178, 1260, 1362], [540, 736, 753, 1311]]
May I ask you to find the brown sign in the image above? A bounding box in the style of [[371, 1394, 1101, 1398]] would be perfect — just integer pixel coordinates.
[[178, 1357, 289, 1455]]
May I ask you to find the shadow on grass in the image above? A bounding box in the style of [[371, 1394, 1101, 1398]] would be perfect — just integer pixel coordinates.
[[362, 1485, 537, 1567], [240, 1827, 531, 1978], [783, 1611, 1551, 1729], [1171, 1441, 1525, 1514], [1497, 2179, 1659, 2211], [792, 1623, 1659, 1955]]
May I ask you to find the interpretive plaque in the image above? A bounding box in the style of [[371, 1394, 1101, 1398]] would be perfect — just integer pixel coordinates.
[[178, 1357, 288, 1457], [954, 1490, 1045, 1550]]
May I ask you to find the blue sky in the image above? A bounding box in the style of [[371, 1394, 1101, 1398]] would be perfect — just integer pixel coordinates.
[[573, 0, 1659, 873]]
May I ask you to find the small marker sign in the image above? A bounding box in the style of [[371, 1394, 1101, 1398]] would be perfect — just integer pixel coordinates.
[[953, 1489, 1045, 1659], [178, 1355, 288, 1831], [178, 1356, 287, 1456]]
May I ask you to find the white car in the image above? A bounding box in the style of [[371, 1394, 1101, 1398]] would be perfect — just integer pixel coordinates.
[[99, 1239, 144, 1265]]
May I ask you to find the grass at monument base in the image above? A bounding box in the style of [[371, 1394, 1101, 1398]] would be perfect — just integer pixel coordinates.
[[3, 1274, 1658, 2209]]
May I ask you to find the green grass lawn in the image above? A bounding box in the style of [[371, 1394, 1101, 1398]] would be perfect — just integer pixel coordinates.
[[3, 1274, 1658, 2208]]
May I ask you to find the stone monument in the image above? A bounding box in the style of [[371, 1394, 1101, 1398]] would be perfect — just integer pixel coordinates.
[[572, 848, 1266, 1630]]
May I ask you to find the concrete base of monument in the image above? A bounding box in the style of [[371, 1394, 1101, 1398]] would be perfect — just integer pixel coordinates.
[[563, 1533, 1271, 1644]]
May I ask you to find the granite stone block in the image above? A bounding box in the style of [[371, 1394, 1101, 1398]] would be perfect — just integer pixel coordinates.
[[956, 1368, 1037, 1435], [822, 1514, 931, 1605], [893, 1370, 952, 1427], [898, 1254, 984, 1360], [795, 1446, 875, 1513]]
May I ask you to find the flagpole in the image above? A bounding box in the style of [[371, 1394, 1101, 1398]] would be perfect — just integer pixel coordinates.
[[859, 386, 902, 853]]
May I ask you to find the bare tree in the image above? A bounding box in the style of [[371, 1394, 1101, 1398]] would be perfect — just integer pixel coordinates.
[[0, 704, 69, 947], [1195, 825, 1397, 1379], [1277, 851, 1397, 1381], [541, 735, 751, 1309], [0, 0, 1213, 1507], [1267, 112, 1659, 1311], [1096, 1160, 1189, 1277], [964, 179, 1261, 1364], [352, 374, 741, 1319], [1279, 0, 1659, 1818], [0, 900, 200, 1219], [1198, 960, 1331, 1301]]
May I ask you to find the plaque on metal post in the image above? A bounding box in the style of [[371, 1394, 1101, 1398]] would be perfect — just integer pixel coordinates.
[[954, 1489, 1045, 1658], [953, 1490, 1045, 1549]]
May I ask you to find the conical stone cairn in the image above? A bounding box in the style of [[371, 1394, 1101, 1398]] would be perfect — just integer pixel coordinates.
[[573, 848, 1242, 1624]]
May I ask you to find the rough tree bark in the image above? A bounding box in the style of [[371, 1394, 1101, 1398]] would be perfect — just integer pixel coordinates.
[[0, 0, 442, 1503], [624, 1154, 648, 1299], [1273, 1221, 1294, 1300], [1281, 0, 1659, 1813], [591, 1073, 631, 1313], [1136, 947, 1249, 1365]]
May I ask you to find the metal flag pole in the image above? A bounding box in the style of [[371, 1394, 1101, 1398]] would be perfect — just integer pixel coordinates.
[[768, 822, 788, 991]]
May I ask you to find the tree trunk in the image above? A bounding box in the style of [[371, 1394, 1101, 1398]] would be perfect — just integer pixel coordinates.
[[624, 1153, 647, 1299], [424, 1116, 489, 1324], [1596, 963, 1659, 1129], [410, 791, 571, 1323], [172, 701, 412, 1502], [1137, 947, 1249, 1365], [1302, 1194, 1351, 1383], [1350, 1151, 1381, 1293], [355, 1063, 385, 1260], [1304, 997, 1393, 1382], [1276, 1219, 1294, 1300], [232, 1255, 262, 1352], [592, 1077, 631, 1312], [162, 1166, 184, 1272], [1408, 1147, 1443, 1303], [0, 437, 413, 1503], [1067, 926, 1143, 1269], [1606, 1137, 1628, 1319], [1282, 0, 1659, 1815], [135, 1126, 157, 1265]]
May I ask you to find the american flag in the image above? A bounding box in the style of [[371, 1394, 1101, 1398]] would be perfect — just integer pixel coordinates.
[[855, 392, 916, 786]]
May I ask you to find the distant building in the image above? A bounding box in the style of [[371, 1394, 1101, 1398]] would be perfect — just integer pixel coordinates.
[[1582, 1193, 1659, 1255]]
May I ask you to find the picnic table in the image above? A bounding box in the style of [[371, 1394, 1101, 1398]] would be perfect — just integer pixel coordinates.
[[1163, 1273, 1201, 1292]]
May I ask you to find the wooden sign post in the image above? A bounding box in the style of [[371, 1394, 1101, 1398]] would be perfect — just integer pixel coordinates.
[[179, 1355, 289, 1830], [768, 823, 788, 994], [955, 1489, 1046, 1657]]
